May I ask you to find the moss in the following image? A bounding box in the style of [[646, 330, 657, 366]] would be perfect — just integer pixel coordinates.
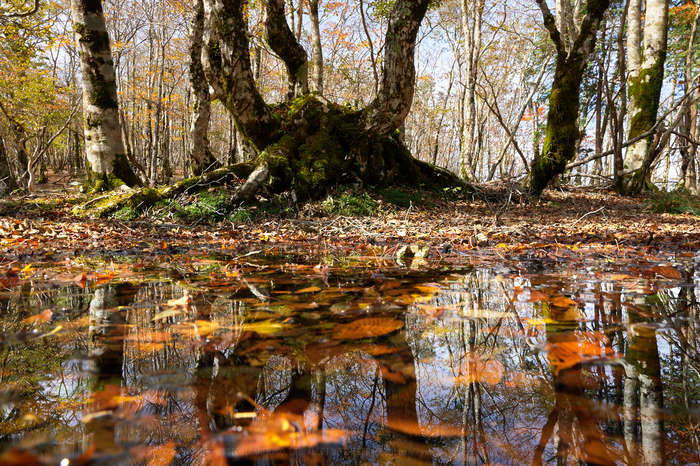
[[295, 129, 344, 199], [628, 60, 665, 141], [322, 189, 378, 217], [528, 53, 585, 196]]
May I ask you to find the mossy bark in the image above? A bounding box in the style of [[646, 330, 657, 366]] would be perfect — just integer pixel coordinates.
[[528, 54, 585, 196], [528, 0, 610, 196], [617, 0, 670, 195], [71, 0, 138, 192]]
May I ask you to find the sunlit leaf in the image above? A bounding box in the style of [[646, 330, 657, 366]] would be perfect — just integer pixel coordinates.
[[334, 317, 404, 340], [545, 339, 615, 374], [165, 292, 191, 307], [296, 286, 321, 293], [146, 441, 177, 466], [21, 309, 52, 325]]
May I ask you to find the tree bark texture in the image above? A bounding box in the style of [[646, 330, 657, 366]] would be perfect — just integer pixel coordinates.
[[71, 0, 138, 191], [193, 0, 464, 201], [619, 0, 670, 194], [527, 0, 611, 196], [262, 0, 309, 98], [308, 0, 324, 94], [360, 0, 433, 138], [202, 0, 281, 152], [188, 0, 216, 176]]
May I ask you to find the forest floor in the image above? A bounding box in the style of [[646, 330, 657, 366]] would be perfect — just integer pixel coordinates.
[[1, 172, 700, 276]]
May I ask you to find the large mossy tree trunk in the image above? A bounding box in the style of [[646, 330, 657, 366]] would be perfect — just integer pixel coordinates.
[[617, 0, 670, 195], [71, 0, 138, 192], [196, 0, 459, 203], [527, 0, 610, 196]]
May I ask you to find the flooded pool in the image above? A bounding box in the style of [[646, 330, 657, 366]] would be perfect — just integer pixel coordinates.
[[0, 250, 698, 465]]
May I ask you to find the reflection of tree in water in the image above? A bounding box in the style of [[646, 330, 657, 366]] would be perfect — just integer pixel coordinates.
[[404, 267, 700, 465]]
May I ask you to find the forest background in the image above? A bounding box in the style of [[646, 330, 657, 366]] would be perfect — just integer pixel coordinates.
[[0, 0, 699, 207]]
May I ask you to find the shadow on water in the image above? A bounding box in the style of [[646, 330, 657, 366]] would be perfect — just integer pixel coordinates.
[[0, 252, 699, 465]]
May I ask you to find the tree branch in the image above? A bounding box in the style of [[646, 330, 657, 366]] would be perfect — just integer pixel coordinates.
[[1, 0, 40, 18], [262, 0, 308, 98]]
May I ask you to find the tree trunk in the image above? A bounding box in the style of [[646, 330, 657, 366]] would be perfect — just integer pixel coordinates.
[[526, 0, 611, 196], [188, 0, 217, 176], [618, 0, 670, 194], [308, 0, 324, 94], [0, 136, 18, 194], [193, 0, 466, 203], [678, 7, 700, 194], [71, 0, 138, 192], [262, 0, 309, 98], [459, 0, 485, 181]]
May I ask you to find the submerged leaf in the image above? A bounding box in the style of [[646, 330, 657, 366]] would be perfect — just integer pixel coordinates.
[[334, 317, 404, 340]]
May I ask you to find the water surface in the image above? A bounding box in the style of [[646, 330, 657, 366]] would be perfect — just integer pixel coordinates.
[[0, 251, 698, 465]]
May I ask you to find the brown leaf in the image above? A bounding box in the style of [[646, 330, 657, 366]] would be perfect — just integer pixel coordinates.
[[648, 265, 682, 280], [334, 317, 404, 340]]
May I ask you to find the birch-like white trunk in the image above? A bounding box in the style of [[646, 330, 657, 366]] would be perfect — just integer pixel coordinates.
[[71, 0, 135, 188]]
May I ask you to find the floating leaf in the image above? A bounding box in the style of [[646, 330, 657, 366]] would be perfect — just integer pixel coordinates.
[[334, 317, 404, 340], [648, 265, 682, 280], [165, 292, 191, 307], [21, 310, 52, 326], [545, 339, 615, 374], [296, 286, 321, 293], [550, 296, 577, 308]]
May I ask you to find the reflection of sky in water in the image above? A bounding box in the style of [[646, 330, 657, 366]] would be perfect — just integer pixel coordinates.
[[1, 255, 699, 464]]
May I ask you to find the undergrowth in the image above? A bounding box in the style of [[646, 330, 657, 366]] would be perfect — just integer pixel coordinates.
[[648, 190, 700, 216]]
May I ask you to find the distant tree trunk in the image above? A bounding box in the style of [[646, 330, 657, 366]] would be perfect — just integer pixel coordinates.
[[0, 136, 18, 194], [189, 0, 217, 176], [527, 0, 611, 196], [308, 0, 324, 94], [459, 0, 484, 181], [71, 0, 138, 192], [678, 7, 700, 194], [617, 0, 670, 194]]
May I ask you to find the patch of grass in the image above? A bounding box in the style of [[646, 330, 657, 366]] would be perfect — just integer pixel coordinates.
[[648, 190, 700, 216], [378, 187, 422, 208], [322, 189, 378, 216]]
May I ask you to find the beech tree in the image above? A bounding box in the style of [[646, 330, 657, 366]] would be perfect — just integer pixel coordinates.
[[198, 0, 463, 203], [618, 0, 670, 194], [71, 0, 138, 191], [526, 0, 611, 196]]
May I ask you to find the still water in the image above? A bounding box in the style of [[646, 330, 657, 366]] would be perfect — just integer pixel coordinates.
[[0, 251, 698, 465]]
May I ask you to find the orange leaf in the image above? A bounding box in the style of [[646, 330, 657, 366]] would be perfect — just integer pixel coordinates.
[[334, 317, 404, 340], [648, 265, 682, 280], [146, 441, 177, 466], [74, 272, 88, 287], [550, 296, 576, 308], [296, 286, 321, 293], [22, 309, 53, 325], [545, 339, 613, 374]]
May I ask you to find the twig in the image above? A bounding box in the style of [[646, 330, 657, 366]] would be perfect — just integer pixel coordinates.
[[571, 206, 605, 228]]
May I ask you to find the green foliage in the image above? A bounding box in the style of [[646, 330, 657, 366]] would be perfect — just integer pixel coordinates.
[[322, 189, 379, 217], [648, 190, 700, 216], [378, 187, 422, 208]]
